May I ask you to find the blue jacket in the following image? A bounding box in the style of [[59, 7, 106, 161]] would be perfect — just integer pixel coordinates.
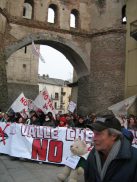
[[84, 137, 137, 182]]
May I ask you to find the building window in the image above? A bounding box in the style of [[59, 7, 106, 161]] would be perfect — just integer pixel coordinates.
[[23, 0, 34, 19], [122, 5, 126, 24], [24, 46, 27, 54], [54, 102, 57, 109], [23, 7, 26, 16], [23, 64, 26, 68], [47, 4, 58, 24], [70, 9, 79, 28], [55, 92, 59, 100]]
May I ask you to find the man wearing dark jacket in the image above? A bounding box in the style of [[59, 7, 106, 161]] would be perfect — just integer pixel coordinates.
[[85, 116, 137, 182]]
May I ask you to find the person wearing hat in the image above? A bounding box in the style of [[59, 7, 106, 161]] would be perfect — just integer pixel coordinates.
[[84, 116, 137, 182]]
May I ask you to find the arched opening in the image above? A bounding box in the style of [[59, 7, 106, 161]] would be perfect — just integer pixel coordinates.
[[4, 35, 89, 114], [6, 45, 73, 114], [23, 0, 34, 19], [70, 9, 79, 28], [47, 4, 58, 24], [122, 5, 126, 24]]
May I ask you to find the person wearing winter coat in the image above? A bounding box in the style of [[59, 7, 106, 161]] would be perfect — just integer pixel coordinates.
[[85, 116, 137, 182]]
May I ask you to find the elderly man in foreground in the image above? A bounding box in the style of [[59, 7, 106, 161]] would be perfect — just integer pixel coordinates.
[[85, 116, 137, 182]]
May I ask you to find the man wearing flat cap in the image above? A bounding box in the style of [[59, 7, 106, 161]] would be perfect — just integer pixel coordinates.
[[84, 116, 137, 182]]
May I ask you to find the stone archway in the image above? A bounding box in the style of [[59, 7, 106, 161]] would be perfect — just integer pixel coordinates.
[[4, 32, 90, 79], [1, 32, 90, 112]]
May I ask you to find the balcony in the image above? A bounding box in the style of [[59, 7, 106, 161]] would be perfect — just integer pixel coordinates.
[[130, 20, 137, 40]]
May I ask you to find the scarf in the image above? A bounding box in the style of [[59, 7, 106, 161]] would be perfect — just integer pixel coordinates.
[[95, 139, 121, 181]]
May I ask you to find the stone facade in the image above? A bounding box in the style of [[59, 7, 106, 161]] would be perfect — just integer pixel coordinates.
[[6, 45, 39, 106], [0, 0, 126, 115]]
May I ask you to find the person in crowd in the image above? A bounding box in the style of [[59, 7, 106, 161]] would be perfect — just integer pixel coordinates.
[[85, 116, 137, 182], [86, 113, 96, 125], [47, 112, 54, 121], [65, 114, 75, 127], [8, 111, 16, 123], [36, 109, 45, 125], [16, 114, 26, 124], [58, 116, 67, 127], [72, 113, 78, 125], [55, 114, 60, 127], [127, 114, 137, 130], [1, 113, 10, 122], [121, 127, 134, 144], [75, 115, 86, 128], [29, 110, 37, 118], [30, 113, 41, 125], [43, 114, 55, 127], [14, 112, 22, 121]]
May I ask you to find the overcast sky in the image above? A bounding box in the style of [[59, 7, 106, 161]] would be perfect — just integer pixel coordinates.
[[38, 45, 73, 81]]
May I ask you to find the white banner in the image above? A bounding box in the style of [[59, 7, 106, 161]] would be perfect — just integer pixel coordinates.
[[34, 87, 56, 118], [10, 93, 28, 113], [0, 123, 93, 164]]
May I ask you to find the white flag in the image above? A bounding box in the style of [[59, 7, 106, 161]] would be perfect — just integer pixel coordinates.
[[10, 93, 29, 113], [108, 95, 137, 116], [33, 87, 56, 118], [32, 41, 45, 63]]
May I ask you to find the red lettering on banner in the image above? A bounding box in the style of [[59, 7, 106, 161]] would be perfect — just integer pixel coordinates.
[[42, 91, 48, 100], [49, 103, 54, 110], [0, 123, 10, 145], [32, 139, 48, 161], [47, 99, 51, 105], [48, 140, 63, 163], [20, 97, 28, 106], [31, 139, 63, 163], [43, 103, 48, 110]]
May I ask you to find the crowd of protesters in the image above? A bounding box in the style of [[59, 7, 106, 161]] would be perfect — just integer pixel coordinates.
[[1, 104, 137, 182], [0, 109, 97, 128], [0, 108, 137, 131]]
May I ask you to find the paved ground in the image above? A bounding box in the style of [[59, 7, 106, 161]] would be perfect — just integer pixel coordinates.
[[0, 154, 84, 182]]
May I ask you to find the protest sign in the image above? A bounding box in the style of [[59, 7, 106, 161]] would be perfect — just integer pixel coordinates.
[[68, 101, 76, 113], [10, 93, 28, 113], [34, 87, 56, 118], [65, 155, 80, 169]]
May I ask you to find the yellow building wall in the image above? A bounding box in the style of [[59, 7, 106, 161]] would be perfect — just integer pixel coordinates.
[[126, 0, 137, 96]]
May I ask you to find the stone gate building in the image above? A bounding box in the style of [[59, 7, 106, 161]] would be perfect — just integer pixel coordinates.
[[0, 0, 126, 115]]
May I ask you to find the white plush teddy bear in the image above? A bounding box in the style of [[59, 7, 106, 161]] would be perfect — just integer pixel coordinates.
[[57, 139, 90, 182]]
